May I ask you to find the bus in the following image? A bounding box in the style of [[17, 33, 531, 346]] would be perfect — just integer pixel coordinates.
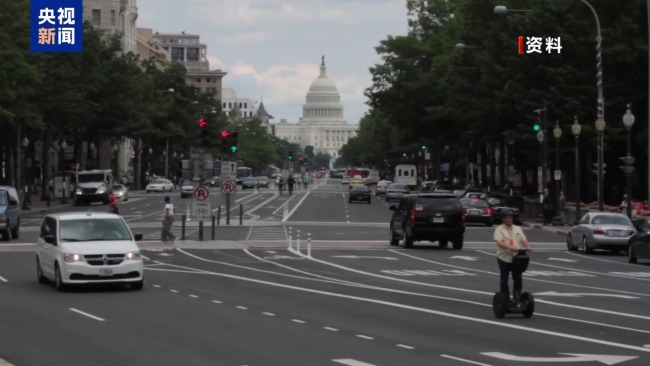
[[345, 168, 370, 179], [236, 167, 253, 185]]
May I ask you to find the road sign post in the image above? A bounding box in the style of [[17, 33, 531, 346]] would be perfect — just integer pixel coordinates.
[[192, 185, 210, 240], [220, 179, 236, 226]]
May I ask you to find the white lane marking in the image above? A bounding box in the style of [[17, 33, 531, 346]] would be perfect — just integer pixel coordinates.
[[323, 326, 338, 331], [282, 189, 311, 222], [356, 335, 374, 340], [332, 359, 376, 366], [0, 356, 16, 366], [536, 299, 650, 321], [0, 275, 7, 282], [236, 306, 248, 310], [69, 308, 105, 322], [440, 354, 492, 366], [566, 250, 644, 267], [189, 294, 199, 298], [211, 300, 222, 304], [291, 319, 306, 324], [396, 344, 415, 350], [244, 250, 650, 334], [482, 352, 637, 364], [148, 262, 650, 354], [153, 285, 161, 288], [262, 312, 275, 316], [170, 289, 179, 293], [535, 291, 638, 299]]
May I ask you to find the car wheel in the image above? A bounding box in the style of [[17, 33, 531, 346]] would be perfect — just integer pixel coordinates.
[[452, 236, 464, 250], [566, 233, 576, 251], [389, 228, 399, 246], [581, 237, 592, 254], [36, 257, 48, 284], [131, 280, 144, 290], [628, 245, 638, 264], [404, 229, 414, 249], [11, 222, 19, 239], [55, 264, 66, 292], [486, 220, 493, 227]]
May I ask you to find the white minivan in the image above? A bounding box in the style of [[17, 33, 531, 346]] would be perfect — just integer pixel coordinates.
[[36, 212, 144, 291], [394, 164, 417, 188]]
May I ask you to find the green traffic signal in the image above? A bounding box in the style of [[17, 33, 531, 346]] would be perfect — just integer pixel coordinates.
[[533, 124, 541, 131], [231, 146, 238, 153], [421, 145, 426, 150]]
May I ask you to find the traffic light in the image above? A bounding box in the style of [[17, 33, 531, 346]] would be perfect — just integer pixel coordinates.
[[533, 123, 541, 131], [288, 150, 293, 160], [421, 145, 426, 150], [230, 131, 238, 153], [532, 111, 541, 131], [196, 117, 209, 148], [220, 130, 230, 154]]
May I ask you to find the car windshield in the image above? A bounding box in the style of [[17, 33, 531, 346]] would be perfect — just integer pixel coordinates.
[[460, 197, 489, 208], [590, 215, 631, 226], [59, 218, 132, 242], [0, 190, 7, 205], [78, 173, 107, 183], [182, 180, 195, 186], [418, 197, 461, 210]]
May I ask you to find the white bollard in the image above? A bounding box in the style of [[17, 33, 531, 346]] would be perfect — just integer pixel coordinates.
[[283, 206, 289, 221], [186, 204, 191, 221], [307, 233, 311, 258], [296, 229, 301, 253], [288, 227, 293, 250]]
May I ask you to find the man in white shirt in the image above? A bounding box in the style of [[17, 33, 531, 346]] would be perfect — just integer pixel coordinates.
[[493, 209, 532, 305], [161, 196, 176, 244]]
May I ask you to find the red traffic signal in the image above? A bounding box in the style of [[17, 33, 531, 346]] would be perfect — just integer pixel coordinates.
[[299, 157, 304, 161], [221, 130, 229, 138], [198, 118, 208, 128]]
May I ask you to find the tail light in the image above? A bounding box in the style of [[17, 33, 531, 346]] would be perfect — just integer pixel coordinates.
[[486, 207, 492, 215], [593, 228, 605, 235], [461, 209, 466, 225], [410, 209, 416, 226]]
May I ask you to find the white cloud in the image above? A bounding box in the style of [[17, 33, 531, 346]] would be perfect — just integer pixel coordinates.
[[215, 31, 276, 45]]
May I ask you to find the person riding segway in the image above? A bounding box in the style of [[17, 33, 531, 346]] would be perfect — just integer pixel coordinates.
[[492, 209, 534, 318]]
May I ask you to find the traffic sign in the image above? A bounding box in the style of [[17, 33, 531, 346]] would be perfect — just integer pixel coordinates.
[[620, 156, 636, 165], [620, 166, 636, 174], [554, 170, 561, 181], [221, 161, 237, 180], [192, 201, 211, 220], [221, 179, 236, 194], [193, 185, 210, 201]]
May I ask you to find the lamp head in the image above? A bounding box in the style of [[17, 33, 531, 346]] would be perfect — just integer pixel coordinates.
[[494, 5, 508, 14], [571, 116, 582, 136], [622, 103, 635, 128]]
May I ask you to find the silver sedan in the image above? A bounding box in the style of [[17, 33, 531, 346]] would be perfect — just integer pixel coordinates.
[[567, 212, 635, 254], [385, 183, 410, 202]]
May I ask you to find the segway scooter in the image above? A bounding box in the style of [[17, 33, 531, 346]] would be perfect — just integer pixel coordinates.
[[493, 249, 535, 319]]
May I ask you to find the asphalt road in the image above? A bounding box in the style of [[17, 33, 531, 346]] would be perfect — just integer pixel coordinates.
[[3, 178, 649, 365]]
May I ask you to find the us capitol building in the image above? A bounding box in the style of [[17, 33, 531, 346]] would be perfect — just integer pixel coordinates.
[[272, 56, 358, 161]]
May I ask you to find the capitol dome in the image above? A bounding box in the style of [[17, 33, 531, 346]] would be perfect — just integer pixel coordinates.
[[300, 56, 345, 124]]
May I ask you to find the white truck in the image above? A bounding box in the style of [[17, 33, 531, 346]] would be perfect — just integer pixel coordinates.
[[74, 169, 114, 205], [394, 164, 417, 188], [368, 169, 380, 185]]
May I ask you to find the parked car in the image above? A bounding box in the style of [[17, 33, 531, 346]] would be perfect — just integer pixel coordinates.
[[486, 196, 521, 224], [0, 186, 20, 241], [567, 212, 635, 254], [375, 180, 392, 196], [460, 197, 493, 226], [349, 185, 371, 204], [35, 212, 144, 291], [146, 179, 174, 193], [628, 217, 650, 264], [389, 193, 465, 249], [385, 183, 410, 202], [180, 179, 197, 198], [111, 184, 129, 202]]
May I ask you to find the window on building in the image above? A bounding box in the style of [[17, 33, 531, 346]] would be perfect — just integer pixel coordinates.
[[110, 10, 116, 26], [244, 103, 247, 109], [239, 103, 242, 108], [91, 9, 101, 26], [170, 47, 184, 62], [223, 102, 226, 108], [228, 102, 232, 108], [186, 47, 200, 62]]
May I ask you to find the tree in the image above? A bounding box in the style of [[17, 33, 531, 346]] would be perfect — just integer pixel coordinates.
[[304, 145, 315, 158]]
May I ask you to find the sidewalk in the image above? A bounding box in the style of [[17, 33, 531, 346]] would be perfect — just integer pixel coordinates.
[[21, 193, 71, 213]]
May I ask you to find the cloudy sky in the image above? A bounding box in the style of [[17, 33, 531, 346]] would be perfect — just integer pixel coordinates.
[[138, 0, 409, 125]]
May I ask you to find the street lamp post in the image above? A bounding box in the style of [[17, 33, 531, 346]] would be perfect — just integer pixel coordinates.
[[553, 121, 562, 212], [164, 139, 169, 179], [535, 108, 548, 188], [572, 117, 582, 221], [536, 130, 544, 194], [112, 143, 119, 178], [622, 104, 636, 218], [22, 137, 31, 210], [60, 140, 68, 204]]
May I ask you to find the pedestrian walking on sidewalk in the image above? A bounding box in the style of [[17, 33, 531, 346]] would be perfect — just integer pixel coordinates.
[[161, 196, 176, 244], [558, 191, 567, 225]]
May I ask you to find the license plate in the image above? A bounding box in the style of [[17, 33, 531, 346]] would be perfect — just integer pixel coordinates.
[[609, 230, 626, 237], [99, 268, 113, 277], [433, 217, 444, 223]]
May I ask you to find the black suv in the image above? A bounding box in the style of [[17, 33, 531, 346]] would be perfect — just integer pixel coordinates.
[[389, 193, 465, 249]]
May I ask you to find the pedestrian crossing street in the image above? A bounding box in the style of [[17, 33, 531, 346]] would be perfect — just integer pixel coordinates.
[[144, 227, 196, 240], [247, 226, 287, 241]]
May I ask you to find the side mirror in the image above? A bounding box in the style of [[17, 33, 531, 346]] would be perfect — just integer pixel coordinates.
[[44, 235, 56, 245], [389, 206, 397, 211], [134, 234, 143, 241], [8, 199, 18, 206]]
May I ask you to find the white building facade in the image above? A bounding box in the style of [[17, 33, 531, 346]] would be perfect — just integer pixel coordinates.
[[83, 0, 138, 54], [273, 57, 357, 161]]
